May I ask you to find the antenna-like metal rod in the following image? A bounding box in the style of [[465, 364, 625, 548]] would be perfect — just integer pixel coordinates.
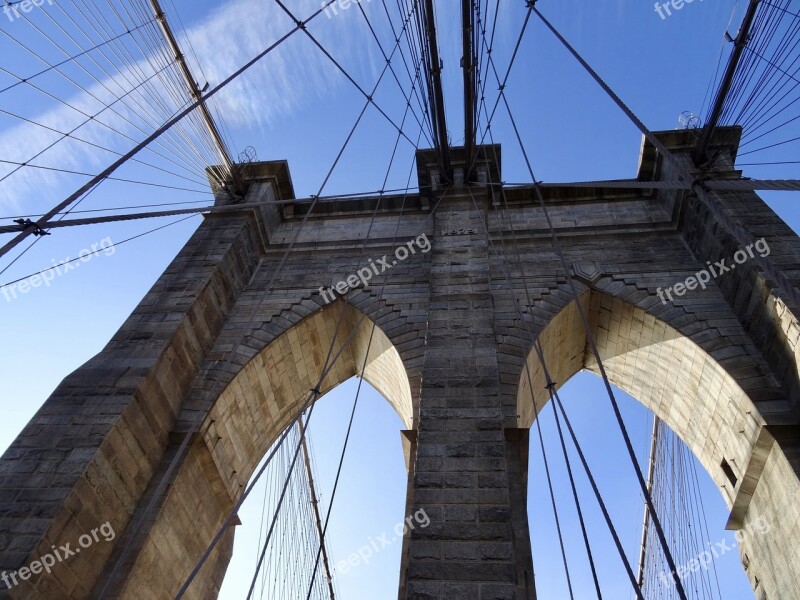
[[693, 0, 761, 165], [147, 0, 244, 192], [637, 414, 660, 588], [297, 416, 336, 599]]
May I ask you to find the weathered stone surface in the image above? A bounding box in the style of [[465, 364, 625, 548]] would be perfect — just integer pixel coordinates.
[[0, 130, 798, 599]]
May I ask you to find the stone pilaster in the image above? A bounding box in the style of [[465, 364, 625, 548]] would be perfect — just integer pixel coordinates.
[[402, 194, 535, 599]]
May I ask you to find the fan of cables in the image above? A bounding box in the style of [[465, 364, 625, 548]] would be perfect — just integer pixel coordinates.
[[710, 0, 800, 168]]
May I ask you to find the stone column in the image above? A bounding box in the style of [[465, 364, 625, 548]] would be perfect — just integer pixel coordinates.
[[401, 192, 535, 599]]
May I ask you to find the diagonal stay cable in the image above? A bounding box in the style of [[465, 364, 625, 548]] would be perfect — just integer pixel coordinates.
[[0, 0, 340, 260], [272, 0, 420, 150], [0, 159, 210, 194], [0, 17, 156, 95], [549, 389, 604, 599], [552, 389, 645, 599], [490, 14, 688, 598], [533, 5, 800, 315]]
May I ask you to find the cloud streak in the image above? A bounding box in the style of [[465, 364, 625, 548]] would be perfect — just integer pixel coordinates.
[[0, 0, 378, 211]]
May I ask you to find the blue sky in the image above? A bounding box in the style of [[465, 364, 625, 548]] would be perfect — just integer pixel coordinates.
[[1, 0, 797, 598]]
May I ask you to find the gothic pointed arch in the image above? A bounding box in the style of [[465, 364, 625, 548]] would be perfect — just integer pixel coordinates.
[[516, 288, 800, 597], [98, 299, 416, 599]]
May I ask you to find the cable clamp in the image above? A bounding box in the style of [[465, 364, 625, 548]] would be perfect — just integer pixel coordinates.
[[14, 219, 50, 237]]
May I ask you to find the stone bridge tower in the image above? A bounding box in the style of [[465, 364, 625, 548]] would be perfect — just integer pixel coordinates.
[[1, 128, 799, 599]]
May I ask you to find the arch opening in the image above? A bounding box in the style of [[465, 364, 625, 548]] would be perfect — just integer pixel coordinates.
[[217, 376, 410, 599], [203, 299, 414, 502], [525, 373, 753, 597], [516, 290, 800, 598], [117, 300, 415, 599]]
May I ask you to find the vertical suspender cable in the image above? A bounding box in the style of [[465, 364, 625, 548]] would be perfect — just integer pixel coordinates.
[[637, 415, 660, 589], [298, 415, 336, 600]]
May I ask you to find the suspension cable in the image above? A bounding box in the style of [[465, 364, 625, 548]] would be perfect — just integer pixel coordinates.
[[0, 0, 341, 261], [480, 11, 689, 596], [160, 7, 431, 594], [533, 6, 800, 316]]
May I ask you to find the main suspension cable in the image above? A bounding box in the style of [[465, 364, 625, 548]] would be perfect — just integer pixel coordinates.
[[0, 0, 341, 261]]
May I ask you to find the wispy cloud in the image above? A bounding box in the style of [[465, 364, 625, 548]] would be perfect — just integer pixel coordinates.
[[0, 0, 378, 211], [184, 0, 344, 129]]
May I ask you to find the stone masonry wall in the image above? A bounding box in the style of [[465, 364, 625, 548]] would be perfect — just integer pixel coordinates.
[[0, 130, 799, 599]]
